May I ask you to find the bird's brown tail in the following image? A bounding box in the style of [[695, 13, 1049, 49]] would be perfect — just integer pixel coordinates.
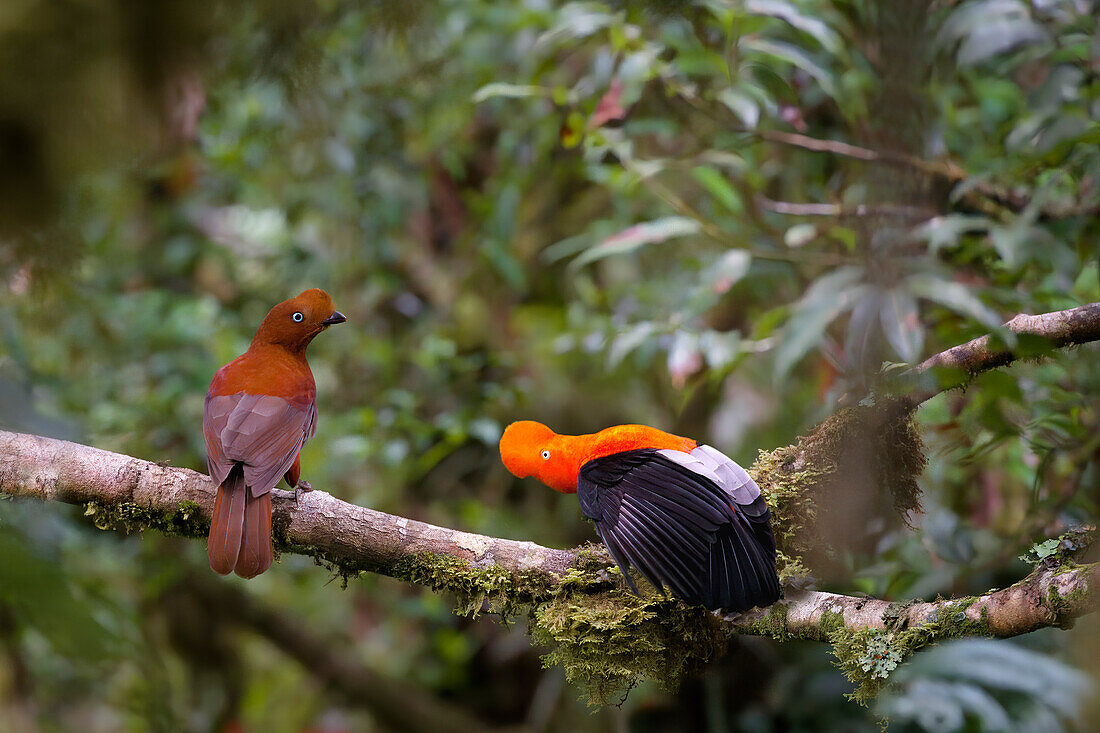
[[208, 465, 273, 578], [236, 489, 272, 578]]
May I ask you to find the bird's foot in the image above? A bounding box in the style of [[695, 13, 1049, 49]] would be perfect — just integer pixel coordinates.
[[294, 481, 313, 505]]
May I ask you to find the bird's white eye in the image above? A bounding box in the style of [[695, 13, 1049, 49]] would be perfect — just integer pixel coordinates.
[[541, 450, 550, 460], [292, 312, 305, 323]]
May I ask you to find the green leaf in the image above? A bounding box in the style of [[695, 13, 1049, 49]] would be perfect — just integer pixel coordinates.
[[699, 329, 743, 371], [535, 3, 619, 51], [1019, 537, 1060, 564], [937, 0, 1048, 66], [740, 38, 837, 99], [774, 266, 866, 379], [744, 0, 843, 54], [915, 214, 992, 252], [905, 273, 1003, 331], [716, 88, 760, 128], [692, 166, 743, 215], [607, 321, 657, 368], [879, 639, 1089, 731], [880, 290, 924, 363], [570, 216, 702, 269], [541, 231, 599, 264], [705, 249, 752, 294], [472, 83, 550, 103], [880, 679, 1009, 731], [783, 223, 816, 248]]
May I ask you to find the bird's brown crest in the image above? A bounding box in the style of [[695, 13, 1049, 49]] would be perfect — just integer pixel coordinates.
[[252, 288, 346, 352]]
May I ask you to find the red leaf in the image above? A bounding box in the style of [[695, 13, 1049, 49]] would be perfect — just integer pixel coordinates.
[[590, 78, 625, 129]]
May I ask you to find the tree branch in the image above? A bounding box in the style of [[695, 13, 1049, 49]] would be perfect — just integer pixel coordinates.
[[755, 195, 936, 220], [723, 560, 1097, 641], [734, 128, 1093, 219], [747, 128, 966, 182], [0, 430, 573, 581], [0, 429, 1095, 648], [908, 302, 1100, 404]]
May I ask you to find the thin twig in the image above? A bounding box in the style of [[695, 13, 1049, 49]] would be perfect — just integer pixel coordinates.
[[737, 128, 967, 182], [755, 196, 936, 220], [632, 164, 855, 266]]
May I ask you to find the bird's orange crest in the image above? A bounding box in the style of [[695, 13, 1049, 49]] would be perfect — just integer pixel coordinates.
[[499, 420, 696, 493]]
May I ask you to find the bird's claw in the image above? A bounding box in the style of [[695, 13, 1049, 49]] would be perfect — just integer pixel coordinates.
[[294, 480, 313, 505]]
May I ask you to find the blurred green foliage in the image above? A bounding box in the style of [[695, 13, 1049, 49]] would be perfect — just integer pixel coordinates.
[[0, 0, 1098, 730]]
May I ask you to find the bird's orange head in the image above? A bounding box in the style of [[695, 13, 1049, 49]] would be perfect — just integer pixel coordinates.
[[252, 288, 347, 353], [499, 420, 585, 493], [501, 420, 699, 494]]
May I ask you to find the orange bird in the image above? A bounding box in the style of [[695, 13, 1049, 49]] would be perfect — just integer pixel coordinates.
[[203, 289, 346, 578], [500, 421, 781, 611]]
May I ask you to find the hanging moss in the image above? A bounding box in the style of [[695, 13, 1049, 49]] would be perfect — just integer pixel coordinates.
[[797, 398, 926, 521], [83, 499, 208, 537], [829, 627, 907, 703], [872, 398, 928, 521], [749, 444, 824, 581], [529, 575, 727, 705], [750, 399, 927, 579], [331, 541, 730, 705], [277, 532, 375, 589]]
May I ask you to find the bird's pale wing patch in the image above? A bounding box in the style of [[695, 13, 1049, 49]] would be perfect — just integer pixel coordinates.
[[657, 444, 762, 506]]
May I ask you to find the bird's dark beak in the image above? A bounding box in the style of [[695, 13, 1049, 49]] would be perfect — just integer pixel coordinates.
[[321, 311, 347, 326]]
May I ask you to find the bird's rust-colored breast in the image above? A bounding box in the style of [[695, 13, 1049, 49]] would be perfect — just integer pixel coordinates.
[[207, 346, 316, 409]]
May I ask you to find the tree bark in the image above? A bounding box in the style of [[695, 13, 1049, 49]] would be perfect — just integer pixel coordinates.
[[909, 302, 1100, 403], [0, 429, 1094, 643]]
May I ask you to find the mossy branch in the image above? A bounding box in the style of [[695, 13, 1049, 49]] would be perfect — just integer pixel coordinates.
[[722, 551, 1096, 700], [0, 429, 1096, 705], [904, 302, 1100, 404]]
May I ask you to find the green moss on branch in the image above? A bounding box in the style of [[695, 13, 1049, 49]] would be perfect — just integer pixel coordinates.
[[828, 597, 991, 704], [530, 578, 727, 705], [371, 543, 731, 705], [390, 552, 556, 617], [83, 499, 208, 537]]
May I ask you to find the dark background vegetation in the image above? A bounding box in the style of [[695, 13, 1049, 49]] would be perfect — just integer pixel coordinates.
[[0, 0, 1098, 730]]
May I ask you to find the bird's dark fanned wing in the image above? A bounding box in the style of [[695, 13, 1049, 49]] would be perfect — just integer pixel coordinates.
[[578, 448, 780, 611], [204, 392, 316, 497]]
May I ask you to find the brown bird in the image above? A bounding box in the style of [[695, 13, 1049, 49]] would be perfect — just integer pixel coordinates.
[[203, 288, 346, 578]]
